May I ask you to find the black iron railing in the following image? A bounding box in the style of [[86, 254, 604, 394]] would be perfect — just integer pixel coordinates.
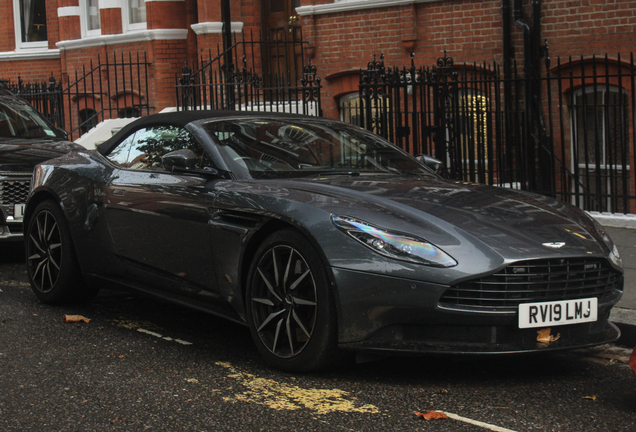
[[8, 47, 636, 214], [353, 52, 636, 214], [62, 52, 151, 140], [175, 30, 321, 116], [3, 75, 65, 130], [5, 52, 150, 141]]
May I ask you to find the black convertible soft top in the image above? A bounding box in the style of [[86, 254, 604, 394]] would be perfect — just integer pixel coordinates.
[[97, 110, 317, 155]]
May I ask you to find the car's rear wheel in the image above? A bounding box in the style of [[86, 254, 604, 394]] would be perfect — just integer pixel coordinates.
[[246, 229, 341, 372], [25, 200, 99, 304]]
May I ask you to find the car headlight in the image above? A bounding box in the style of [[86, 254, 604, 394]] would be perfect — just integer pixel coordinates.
[[609, 243, 622, 268], [586, 214, 622, 268], [331, 215, 457, 268]]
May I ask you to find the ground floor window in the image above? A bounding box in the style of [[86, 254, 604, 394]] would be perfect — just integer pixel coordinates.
[[79, 109, 98, 134], [570, 86, 630, 212], [15, 0, 47, 47], [455, 89, 489, 183]]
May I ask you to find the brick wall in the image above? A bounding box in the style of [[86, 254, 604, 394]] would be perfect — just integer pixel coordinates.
[[542, 0, 636, 56], [0, 0, 15, 52], [147, 0, 188, 30], [100, 8, 123, 35], [3, 0, 636, 121], [46, 0, 61, 49], [0, 59, 61, 83], [304, 0, 636, 118]]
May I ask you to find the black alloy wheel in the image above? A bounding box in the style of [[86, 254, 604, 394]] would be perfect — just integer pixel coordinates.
[[246, 229, 341, 372], [26, 200, 98, 304]]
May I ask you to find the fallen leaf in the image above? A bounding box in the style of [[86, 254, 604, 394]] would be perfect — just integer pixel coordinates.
[[415, 411, 448, 420], [630, 346, 636, 380], [63, 315, 91, 323], [537, 328, 560, 343], [582, 395, 597, 401], [186, 378, 199, 383]]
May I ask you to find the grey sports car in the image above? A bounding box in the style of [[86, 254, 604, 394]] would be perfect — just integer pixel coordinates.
[[24, 111, 623, 372]]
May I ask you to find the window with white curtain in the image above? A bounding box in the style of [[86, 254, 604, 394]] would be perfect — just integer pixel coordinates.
[[86, 0, 100, 32], [80, 0, 101, 37], [13, 0, 48, 49], [122, 0, 147, 31]]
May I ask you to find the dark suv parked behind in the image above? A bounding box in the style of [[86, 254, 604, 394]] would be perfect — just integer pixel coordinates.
[[0, 88, 83, 241]]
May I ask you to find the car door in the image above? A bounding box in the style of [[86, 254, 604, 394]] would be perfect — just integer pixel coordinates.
[[103, 125, 222, 300]]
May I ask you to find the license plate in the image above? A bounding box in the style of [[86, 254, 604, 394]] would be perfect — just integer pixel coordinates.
[[518, 298, 597, 329], [13, 204, 25, 220]]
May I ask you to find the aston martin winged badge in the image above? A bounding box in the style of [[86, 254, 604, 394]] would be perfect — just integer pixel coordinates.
[[542, 242, 566, 249]]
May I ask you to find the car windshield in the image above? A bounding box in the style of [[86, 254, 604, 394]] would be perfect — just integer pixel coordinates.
[[204, 118, 435, 179], [0, 98, 60, 139]]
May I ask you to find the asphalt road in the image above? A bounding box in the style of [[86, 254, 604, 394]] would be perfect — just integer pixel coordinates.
[[1, 242, 635, 431]]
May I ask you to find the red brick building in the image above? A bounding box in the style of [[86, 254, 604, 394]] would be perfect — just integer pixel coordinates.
[[2, 0, 634, 116], [1, 0, 636, 212]]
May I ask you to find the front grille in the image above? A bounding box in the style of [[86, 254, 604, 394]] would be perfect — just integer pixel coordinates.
[[440, 258, 622, 311], [0, 179, 31, 215]]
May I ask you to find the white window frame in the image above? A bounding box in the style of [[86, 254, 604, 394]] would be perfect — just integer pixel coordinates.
[[80, 0, 102, 37], [122, 0, 147, 32], [13, 0, 48, 50]]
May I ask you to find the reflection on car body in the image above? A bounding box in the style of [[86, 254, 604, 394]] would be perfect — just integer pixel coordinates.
[[24, 111, 623, 372]]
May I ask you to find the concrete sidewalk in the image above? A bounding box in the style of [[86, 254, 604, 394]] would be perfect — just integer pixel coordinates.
[[604, 226, 636, 347]]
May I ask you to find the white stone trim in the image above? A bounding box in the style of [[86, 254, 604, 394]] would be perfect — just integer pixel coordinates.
[[99, 0, 122, 9], [0, 49, 61, 61], [58, 6, 81, 17], [145, 0, 185, 2], [588, 211, 636, 229], [296, 0, 437, 16], [56, 29, 188, 50], [191, 22, 244, 35]]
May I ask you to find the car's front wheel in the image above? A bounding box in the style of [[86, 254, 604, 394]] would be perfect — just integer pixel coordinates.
[[25, 200, 99, 304], [246, 229, 342, 372]]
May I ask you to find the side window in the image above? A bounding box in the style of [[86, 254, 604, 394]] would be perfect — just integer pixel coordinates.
[[107, 126, 212, 171], [107, 132, 136, 166]]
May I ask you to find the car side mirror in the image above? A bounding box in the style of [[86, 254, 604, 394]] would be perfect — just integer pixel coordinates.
[[162, 149, 198, 172], [416, 154, 442, 172], [56, 128, 69, 139], [162, 149, 220, 176]]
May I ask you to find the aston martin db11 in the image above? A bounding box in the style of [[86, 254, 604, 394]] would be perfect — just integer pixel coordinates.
[[24, 111, 623, 371]]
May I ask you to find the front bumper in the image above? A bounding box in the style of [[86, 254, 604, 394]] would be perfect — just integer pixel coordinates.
[[0, 173, 30, 241], [332, 267, 622, 354]]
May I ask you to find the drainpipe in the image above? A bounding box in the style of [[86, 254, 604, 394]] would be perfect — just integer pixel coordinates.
[[221, 0, 235, 109], [514, 0, 550, 193], [502, 0, 513, 185]]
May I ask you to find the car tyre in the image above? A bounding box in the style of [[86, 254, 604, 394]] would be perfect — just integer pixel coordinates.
[[25, 200, 99, 304], [246, 229, 342, 372]]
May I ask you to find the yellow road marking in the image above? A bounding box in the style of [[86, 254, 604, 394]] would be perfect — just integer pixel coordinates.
[[217, 362, 379, 414]]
